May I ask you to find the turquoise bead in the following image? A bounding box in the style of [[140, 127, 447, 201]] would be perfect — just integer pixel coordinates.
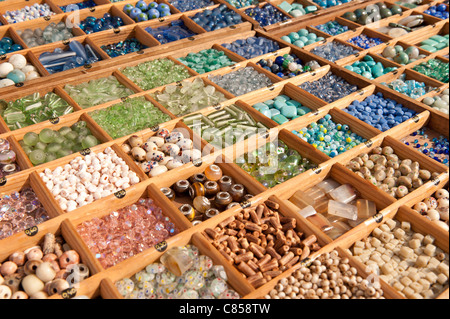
[[281, 105, 297, 118], [273, 114, 289, 124]]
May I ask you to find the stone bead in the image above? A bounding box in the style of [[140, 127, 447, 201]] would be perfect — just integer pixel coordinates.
[[344, 92, 417, 132], [419, 34, 449, 52], [422, 89, 449, 115], [345, 55, 398, 80], [312, 0, 350, 9], [253, 95, 312, 123], [413, 59, 449, 83], [315, 20, 349, 36], [281, 28, 324, 48], [0, 54, 40, 88], [277, 1, 317, 17], [257, 54, 320, 79]]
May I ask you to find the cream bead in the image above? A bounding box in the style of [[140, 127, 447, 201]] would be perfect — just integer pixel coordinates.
[[35, 262, 56, 283], [22, 275, 45, 296]]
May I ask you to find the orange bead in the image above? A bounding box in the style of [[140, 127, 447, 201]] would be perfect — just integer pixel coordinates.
[[204, 164, 223, 181]]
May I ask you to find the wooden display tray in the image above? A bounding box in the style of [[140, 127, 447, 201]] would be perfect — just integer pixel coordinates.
[[0, 0, 448, 300]]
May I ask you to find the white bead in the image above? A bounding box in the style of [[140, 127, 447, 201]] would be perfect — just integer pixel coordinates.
[[101, 190, 112, 197], [67, 202, 78, 212], [93, 192, 102, 200], [46, 181, 54, 190]]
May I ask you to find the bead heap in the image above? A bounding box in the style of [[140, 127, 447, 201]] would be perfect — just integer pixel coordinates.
[[18, 22, 74, 48], [0, 188, 48, 240], [412, 59, 449, 83], [419, 34, 449, 52], [424, 4, 449, 20], [299, 73, 359, 103], [121, 58, 191, 91], [184, 104, 267, 149], [115, 245, 240, 299], [145, 20, 196, 44], [64, 76, 134, 109], [225, 0, 259, 8], [257, 54, 321, 79], [292, 114, 367, 158], [40, 147, 141, 212], [123, 1, 171, 22], [244, 4, 289, 27], [153, 77, 227, 116], [204, 200, 321, 288], [281, 29, 325, 48], [345, 55, 397, 80], [169, 0, 215, 12], [311, 41, 359, 62], [341, 3, 403, 25], [0, 92, 73, 131], [0, 233, 89, 299], [208, 66, 273, 96], [381, 45, 425, 65], [252, 95, 312, 125], [344, 93, 417, 132], [412, 188, 449, 231], [277, 1, 318, 18], [21, 121, 100, 166], [351, 220, 449, 299], [265, 250, 385, 299], [222, 37, 281, 59], [122, 128, 201, 178], [382, 74, 436, 99], [166, 165, 253, 223], [401, 128, 449, 167], [0, 54, 41, 88], [60, 1, 97, 13], [101, 38, 147, 58], [79, 13, 125, 34], [315, 21, 349, 36], [178, 49, 235, 74], [3, 4, 55, 24], [0, 138, 21, 178], [191, 4, 243, 31], [89, 97, 172, 139], [0, 37, 23, 55], [236, 141, 317, 188], [291, 178, 378, 239], [422, 89, 449, 115], [377, 15, 428, 38], [313, 0, 350, 8], [348, 34, 384, 50], [346, 146, 436, 199], [77, 198, 178, 269]]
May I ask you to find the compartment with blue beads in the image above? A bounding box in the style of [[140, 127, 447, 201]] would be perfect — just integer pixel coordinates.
[[240, 2, 292, 29], [188, 3, 244, 32], [269, 0, 320, 19], [0, 28, 26, 57], [336, 27, 393, 51], [120, 0, 175, 22], [166, 0, 221, 13], [57, 0, 110, 14], [220, 32, 285, 60]]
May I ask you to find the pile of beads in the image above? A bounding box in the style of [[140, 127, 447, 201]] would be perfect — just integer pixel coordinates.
[[377, 15, 428, 38], [145, 20, 197, 44], [344, 93, 417, 132], [77, 198, 178, 269], [185, 105, 267, 149], [412, 188, 449, 231], [38, 41, 101, 74], [39, 147, 140, 212], [412, 59, 449, 83], [299, 73, 359, 103], [0, 233, 89, 299], [291, 178, 378, 239], [78, 13, 125, 34], [169, 0, 215, 12], [208, 66, 273, 96], [123, 1, 171, 22], [277, 1, 318, 17], [225, 0, 259, 8], [221, 36, 281, 59], [0, 138, 21, 178], [265, 250, 385, 299], [256, 54, 320, 79], [121, 58, 191, 91], [0, 188, 48, 241], [153, 77, 227, 116], [3, 4, 55, 24], [115, 245, 240, 299], [341, 3, 403, 25], [89, 97, 171, 139], [419, 35, 449, 52], [313, 0, 350, 8], [21, 121, 100, 166], [345, 55, 397, 80], [346, 145, 436, 199], [424, 4, 449, 20], [166, 165, 253, 223], [347, 34, 384, 50], [381, 45, 425, 65], [18, 23, 74, 48], [0, 37, 23, 55], [101, 38, 147, 58], [315, 21, 349, 36], [0, 54, 40, 88], [191, 4, 243, 31], [311, 41, 359, 62], [60, 1, 97, 13], [394, 0, 422, 9], [252, 95, 312, 124], [0, 92, 73, 131], [64, 76, 134, 109], [422, 89, 449, 115], [244, 4, 290, 27], [178, 49, 235, 74], [281, 29, 325, 48], [204, 200, 321, 288], [293, 114, 366, 158], [401, 128, 449, 167], [236, 140, 317, 188], [122, 128, 201, 178], [382, 74, 436, 99], [351, 220, 449, 299]]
